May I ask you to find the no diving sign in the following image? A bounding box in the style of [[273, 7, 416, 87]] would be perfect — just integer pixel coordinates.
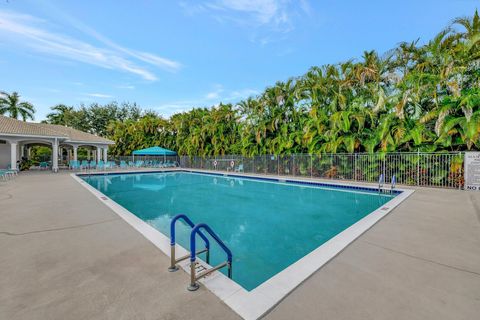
[[464, 152, 480, 191]]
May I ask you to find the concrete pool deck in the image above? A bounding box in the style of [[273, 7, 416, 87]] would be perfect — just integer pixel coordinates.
[[1, 171, 479, 319]]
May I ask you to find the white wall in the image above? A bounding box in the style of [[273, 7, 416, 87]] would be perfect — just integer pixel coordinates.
[[0, 143, 10, 169]]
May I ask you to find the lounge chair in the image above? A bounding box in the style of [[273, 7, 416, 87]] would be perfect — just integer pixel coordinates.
[[0, 169, 14, 180], [39, 162, 49, 170], [235, 164, 244, 172], [80, 160, 89, 169], [90, 160, 97, 169], [70, 160, 80, 170], [6, 164, 19, 175]]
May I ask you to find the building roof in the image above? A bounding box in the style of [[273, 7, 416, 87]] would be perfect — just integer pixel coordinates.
[[39, 123, 113, 144], [0, 115, 114, 145]]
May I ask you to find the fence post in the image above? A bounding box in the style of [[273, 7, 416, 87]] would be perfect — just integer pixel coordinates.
[[310, 154, 313, 178], [292, 154, 295, 176], [416, 150, 420, 186], [382, 155, 386, 182], [354, 153, 357, 181], [277, 155, 280, 176], [459, 152, 463, 190]]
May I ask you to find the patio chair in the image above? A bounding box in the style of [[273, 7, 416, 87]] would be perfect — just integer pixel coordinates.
[[234, 164, 244, 172], [6, 164, 19, 175], [70, 160, 80, 170], [39, 162, 49, 170], [120, 160, 128, 169], [97, 160, 105, 170], [0, 169, 15, 180], [90, 160, 97, 169], [81, 160, 89, 169]]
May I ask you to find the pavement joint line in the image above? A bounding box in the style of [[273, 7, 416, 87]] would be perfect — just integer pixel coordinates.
[[362, 239, 480, 277], [0, 217, 120, 237]]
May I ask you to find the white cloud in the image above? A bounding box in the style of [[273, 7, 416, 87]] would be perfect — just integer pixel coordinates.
[[87, 93, 112, 98], [205, 91, 220, 99], [154, 86, 259, 117], [182, 0, 310, 29], [180, 0, 312, 43], [0, 10, 181, 81], [212, 0, 285, 25], [205, 84, 224, 99], [118, 85, 135, 90]]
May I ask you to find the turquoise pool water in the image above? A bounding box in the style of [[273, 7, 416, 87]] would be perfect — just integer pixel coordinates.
[[82, 171, 395, 291]]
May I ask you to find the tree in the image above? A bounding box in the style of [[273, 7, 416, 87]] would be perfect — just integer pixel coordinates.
[[0, 91, 35, 121], [23, 10, 480, 155]]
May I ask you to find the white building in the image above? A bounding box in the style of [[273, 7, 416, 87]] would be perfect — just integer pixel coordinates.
[[0, 115, 114, 171]]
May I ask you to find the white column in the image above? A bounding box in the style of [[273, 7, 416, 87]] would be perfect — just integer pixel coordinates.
[[52, 139, 59, 172], [10, 142, 17, 170], [73, 146, 78, 161], [87, 150, 91, 160], [27, 147, 31, 159], [103, 147, 108, 162], [96, 147, 101, 162]]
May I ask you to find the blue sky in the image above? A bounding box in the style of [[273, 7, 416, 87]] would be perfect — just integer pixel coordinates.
[[0, 0, 478, 121]]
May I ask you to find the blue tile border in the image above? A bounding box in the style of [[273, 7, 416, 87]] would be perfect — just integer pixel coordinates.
[[78, 169, 402, 195]]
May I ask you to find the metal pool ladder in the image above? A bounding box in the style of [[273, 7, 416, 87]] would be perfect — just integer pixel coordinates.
[[390, 175, 396, 193], [378, 174, 397, 194], [378, 174, 385, 192], [169, 214, 210, 272], [168, 214, 233, 291]]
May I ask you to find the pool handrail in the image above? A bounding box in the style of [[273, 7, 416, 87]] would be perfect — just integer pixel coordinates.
[[391, 175, 396, 191], [378, 173, 384, 192], [169, 214, 210, 272], [188, 223, 232, 291]]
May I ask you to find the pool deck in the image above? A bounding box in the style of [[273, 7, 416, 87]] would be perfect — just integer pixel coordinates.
[[1, 170, 479, 320]]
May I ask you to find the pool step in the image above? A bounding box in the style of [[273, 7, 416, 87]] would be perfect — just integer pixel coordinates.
[[194, 262, 208, 274]]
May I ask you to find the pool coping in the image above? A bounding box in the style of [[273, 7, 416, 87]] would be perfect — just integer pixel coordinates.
[[71, 169, 414, 320]]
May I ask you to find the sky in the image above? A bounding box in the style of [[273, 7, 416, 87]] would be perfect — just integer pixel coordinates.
[[0, 0, 478, 121]]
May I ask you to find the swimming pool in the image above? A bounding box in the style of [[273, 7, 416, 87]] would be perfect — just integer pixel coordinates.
[[81, 170, 397, 291]]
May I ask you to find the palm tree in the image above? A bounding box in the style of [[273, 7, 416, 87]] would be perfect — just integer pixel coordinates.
[[45, 104, 74, 125], [0, 91, 35, 121], [49, 10, 480, 155]]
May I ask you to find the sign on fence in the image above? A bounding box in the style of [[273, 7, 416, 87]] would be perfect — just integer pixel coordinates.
[[464, 152, 480, 191]]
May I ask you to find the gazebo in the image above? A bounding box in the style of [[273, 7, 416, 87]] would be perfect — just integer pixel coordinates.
[[132, 146, 177, 162]]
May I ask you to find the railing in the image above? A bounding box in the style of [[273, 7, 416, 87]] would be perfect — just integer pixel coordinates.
[[378, 173, 384, 191], [179, 152, 465, 189], [188, 223, 232, 291], [169, 214, 210, 272]]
